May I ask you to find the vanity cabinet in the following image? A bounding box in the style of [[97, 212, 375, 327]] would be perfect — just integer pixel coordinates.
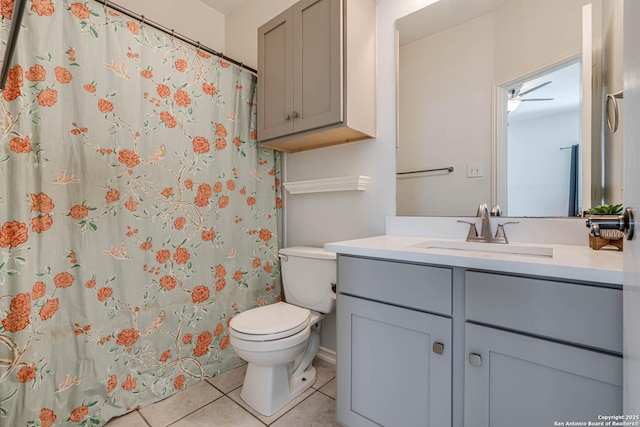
[[257, 0, 376, 152], [464, 271, 622, 427], [336, 256, 623, 427], [464, 324, 622, 427], [336, 255, 453, 426]]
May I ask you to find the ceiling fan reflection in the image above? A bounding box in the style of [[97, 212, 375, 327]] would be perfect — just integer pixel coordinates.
[[507, 81, 554, 113]]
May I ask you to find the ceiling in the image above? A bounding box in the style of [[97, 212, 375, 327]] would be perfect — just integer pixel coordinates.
[[397, 0, 510, 46], [199, 0, 249, 15]]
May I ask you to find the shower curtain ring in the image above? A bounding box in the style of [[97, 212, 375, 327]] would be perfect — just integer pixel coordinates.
[[170, 29, 175, 41], [140, 15, 145, 27]]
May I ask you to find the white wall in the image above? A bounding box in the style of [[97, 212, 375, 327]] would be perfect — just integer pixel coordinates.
[[493, 0, 591, 85], [114, 0, 226, 53], [225, 0, 298, 69], [507, 110, 581, 217], [397, 13, 494, 216]]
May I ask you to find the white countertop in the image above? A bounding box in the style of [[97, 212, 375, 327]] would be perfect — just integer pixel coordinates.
[[325, 235, 623, 285]]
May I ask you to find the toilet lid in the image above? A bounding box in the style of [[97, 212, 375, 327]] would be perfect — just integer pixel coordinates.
[[230, 302, 311, 341]]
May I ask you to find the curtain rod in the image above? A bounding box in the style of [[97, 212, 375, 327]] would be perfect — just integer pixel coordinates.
[[97, 0, 257, 74]]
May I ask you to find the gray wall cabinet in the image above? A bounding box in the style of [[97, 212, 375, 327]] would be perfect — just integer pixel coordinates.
[[257, 0, 376, 152]]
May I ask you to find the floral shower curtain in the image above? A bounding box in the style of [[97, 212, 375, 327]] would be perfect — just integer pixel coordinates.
[[0, 1, 282, 425]]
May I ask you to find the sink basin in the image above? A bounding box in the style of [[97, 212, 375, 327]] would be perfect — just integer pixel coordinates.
[[410, 240, 554, 257]]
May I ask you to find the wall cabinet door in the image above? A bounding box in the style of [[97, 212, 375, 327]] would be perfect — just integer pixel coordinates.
[[258, 0, 340, 142], [337, 294, 452, 427], [258, 8, 294, 141], [464, 323, 622, 427], [292, 0, 342, 133]]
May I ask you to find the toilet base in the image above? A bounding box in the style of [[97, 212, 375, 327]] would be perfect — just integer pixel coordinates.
[[240, 364, 317, 416]]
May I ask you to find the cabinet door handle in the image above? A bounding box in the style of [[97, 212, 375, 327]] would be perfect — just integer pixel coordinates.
[[292, 111, 300, 119], [285, 114, 291, 121], [432, 342, 445, 355], [469, 352, 482, 367]]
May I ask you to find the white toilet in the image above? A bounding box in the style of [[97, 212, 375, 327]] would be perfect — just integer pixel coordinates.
[[229, 246, 336, 416]]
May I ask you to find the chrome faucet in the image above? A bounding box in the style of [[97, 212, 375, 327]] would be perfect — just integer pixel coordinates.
[[477, 203, 492, 239], [457, 203, 519, 243]]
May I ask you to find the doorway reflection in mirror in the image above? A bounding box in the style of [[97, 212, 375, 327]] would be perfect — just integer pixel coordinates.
[[504, 61, 581, 217]]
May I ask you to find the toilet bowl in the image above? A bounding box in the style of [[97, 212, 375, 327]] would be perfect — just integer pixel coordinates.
[[230, 302, 323, 416], [229, 246, 336, 416]]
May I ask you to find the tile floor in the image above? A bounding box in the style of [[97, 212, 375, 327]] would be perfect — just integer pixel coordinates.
[[105, 358, 339, 427]]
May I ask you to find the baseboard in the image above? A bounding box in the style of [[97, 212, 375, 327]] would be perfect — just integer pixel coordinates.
[[316, 346, 336, 365]]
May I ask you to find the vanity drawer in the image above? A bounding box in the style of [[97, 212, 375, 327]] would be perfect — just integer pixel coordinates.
[[465, 271, 622, 353], [338, 255, 452, 316]]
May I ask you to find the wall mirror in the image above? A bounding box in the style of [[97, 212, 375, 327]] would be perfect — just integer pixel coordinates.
[[396, 0, 624, 217]]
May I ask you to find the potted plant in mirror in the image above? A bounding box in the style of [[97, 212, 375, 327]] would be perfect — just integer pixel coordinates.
[[587, 204, 624, 251]]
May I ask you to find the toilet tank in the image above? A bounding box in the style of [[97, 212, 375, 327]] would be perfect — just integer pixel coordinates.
[[278, 246, 336, 314]]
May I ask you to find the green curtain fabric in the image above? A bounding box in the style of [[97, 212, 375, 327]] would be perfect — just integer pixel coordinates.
[[0, 1, 282, 425]]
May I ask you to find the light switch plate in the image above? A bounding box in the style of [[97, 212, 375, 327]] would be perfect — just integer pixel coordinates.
[[467, 163, 483, 178]]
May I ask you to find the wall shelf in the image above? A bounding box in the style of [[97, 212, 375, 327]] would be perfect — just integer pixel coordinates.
[[283, 175, 371, 195]]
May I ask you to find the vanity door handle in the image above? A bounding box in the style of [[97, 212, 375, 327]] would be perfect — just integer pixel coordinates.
[[432, 342, 445, 355], [285, 114, 291, 121], [469, 352, 482, 367]]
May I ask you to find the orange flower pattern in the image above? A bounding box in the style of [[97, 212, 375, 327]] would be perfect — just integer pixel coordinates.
[[30, 192, 55, 213], [2, 64, 23, 101], [31, 0, 54, 16], [32, 281, 46, 299], [39, 298, 58, 320], [97, 287, 113, 301], [17, 364, 36, 382], [39, 408, 56, 427], [0, 3, 281, 426], [121, 374, 137, 390], [191, 285, 209, 303], [54, 66, 72, 84], [53, 272, 74, 288], [173, 89, 191, 107], [69, 405, 88, 422], [156, 84, 170, 98], [69, 2, 89, 19], [194, 331, 212, 357], [126, 21, 140, 35], [116, 328, 139, 347], [97, 98, 113, 113], [0, 221, 28, 248], [105, 188, 120, 203], [1, 0, 14, 19], [192, 136, 210, 154], [69, 204, 88, 219], [174, 374, 185, 390], [118, 149, 140, 168], [37, 88, 57, 107], [107, 374, 117, 392], [26, 64, 47, 81], [31, 214, 53, 233], [202, 82, 216, 95]]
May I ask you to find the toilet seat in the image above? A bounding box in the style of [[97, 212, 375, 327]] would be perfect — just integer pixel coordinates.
[[230, 302, 311, 341]]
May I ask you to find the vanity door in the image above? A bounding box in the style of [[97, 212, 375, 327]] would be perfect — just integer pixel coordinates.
[[337, 294, 452, 427], [464, 323, 622, 427]]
